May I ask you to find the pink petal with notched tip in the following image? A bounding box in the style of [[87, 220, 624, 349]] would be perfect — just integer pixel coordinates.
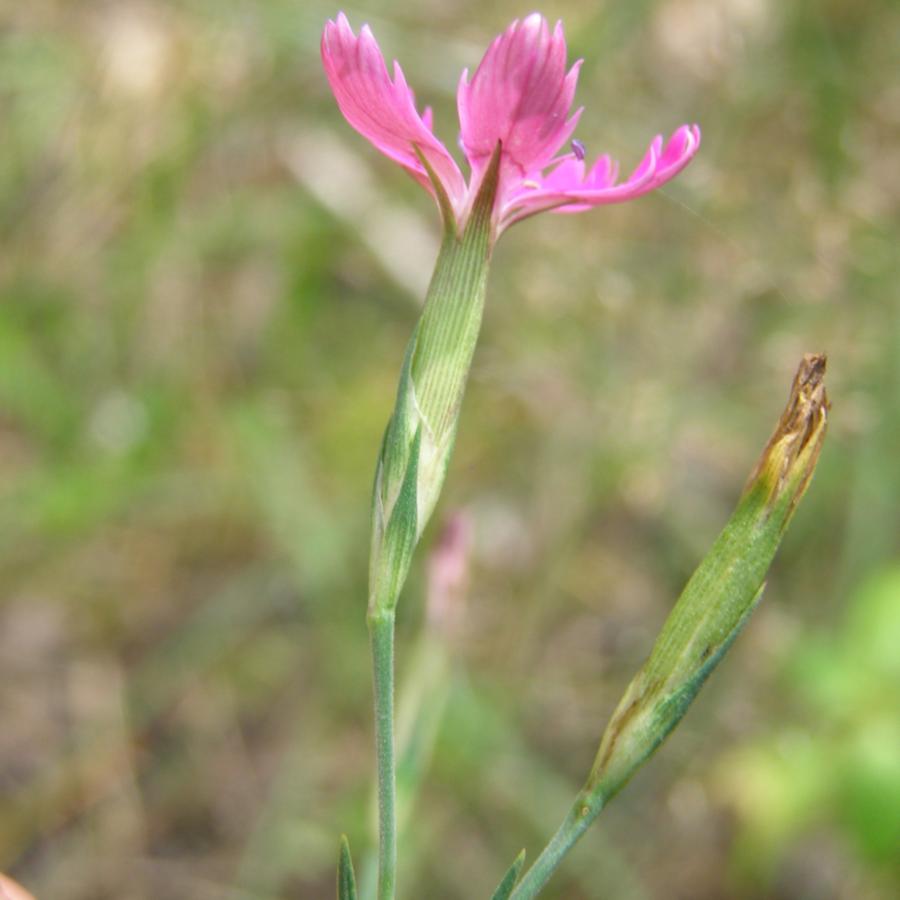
[[321, 13, 465, 207], [641, 123, 701, 189], [501, 125, 701, 225], [458, 14, 583, 184]]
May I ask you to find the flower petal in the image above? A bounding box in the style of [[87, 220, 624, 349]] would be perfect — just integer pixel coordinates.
[[500, 125, 701, 226], [322, 14, 465, 206], [458, 15, 582, 185]]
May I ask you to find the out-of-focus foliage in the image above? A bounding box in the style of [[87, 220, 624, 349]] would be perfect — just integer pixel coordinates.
[[0, 1, 897, 899], [717, 566, 900, 877]]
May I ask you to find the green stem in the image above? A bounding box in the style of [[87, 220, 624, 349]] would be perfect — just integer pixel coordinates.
[[369, 610, 397, 900], [363, 145, 501, 899], [509, 791, 603, 900]]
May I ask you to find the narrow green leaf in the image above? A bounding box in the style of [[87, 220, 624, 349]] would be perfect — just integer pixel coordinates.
[[490, 849, 526, 900], [337, 835, 358, 900]]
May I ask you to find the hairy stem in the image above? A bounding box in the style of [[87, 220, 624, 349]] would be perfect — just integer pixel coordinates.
[[509, 791, 602, 900], [368, 610, 397, 900]]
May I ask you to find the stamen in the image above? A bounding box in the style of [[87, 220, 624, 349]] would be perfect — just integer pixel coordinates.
[[571, 139, 586, 161], [522, 179, 541, 189]]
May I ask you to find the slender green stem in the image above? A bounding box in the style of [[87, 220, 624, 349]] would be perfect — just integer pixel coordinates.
[[368, 610, 397, 900], [510, 791, 603, 900]]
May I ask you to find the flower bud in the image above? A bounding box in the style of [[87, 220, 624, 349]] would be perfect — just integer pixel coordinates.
[[587, 354, 829, 800]]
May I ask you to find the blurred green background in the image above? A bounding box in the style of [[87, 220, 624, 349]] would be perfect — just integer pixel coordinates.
[[1, 0, 898, 898]]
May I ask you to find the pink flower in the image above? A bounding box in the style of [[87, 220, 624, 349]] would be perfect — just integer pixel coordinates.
[[321, 12, 700, 237]]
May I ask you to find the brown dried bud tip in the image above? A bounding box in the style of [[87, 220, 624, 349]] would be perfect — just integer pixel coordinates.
[[746, 353, 830, 511]]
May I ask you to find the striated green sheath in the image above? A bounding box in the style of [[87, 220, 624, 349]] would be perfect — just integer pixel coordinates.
[[337, 835, 358, 900], [368, 148, 500, 616]]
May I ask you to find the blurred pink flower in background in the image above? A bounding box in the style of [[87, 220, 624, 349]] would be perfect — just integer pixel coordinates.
[[426, 513, 472, 636], [321, 12, 700, 236], [0, 874, 35, 900]]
